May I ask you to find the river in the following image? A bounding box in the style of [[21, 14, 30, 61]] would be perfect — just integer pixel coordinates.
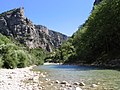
[[34, 64, 120, 90]]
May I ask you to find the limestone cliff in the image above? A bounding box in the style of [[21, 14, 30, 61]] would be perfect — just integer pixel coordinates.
[[0, 7, 68, 52]]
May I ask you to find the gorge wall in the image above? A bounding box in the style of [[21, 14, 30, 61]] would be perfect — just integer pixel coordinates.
[[0, 7, 68, 52]]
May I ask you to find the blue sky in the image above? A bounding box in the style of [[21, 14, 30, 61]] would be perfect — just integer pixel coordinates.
[[0, 0, 94, 36]]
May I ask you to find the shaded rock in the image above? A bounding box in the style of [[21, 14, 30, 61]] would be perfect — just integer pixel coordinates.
[[79, 82, 85, 86], [55, 80, 60, 84], [48, 83, 53, 86], [68, 87, 72, 90], [8, 75, 12, 79], [73, 82, 79, 85], [60, 84, 65, 87], [61, 81, 68, 85], [66, 83, 72, 87]]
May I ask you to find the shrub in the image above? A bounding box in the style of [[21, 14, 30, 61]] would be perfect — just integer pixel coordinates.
[[3, 50, 18, 69], [0, 57, 4, 68], [29, 48, 46, 65], [16, 50, 29, 68]]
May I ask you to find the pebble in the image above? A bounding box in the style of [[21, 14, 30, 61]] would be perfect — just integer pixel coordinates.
[[91, 84, 98, 88], [55, 80, 60, 84], [45, 78, 50, 81], [48, 83, 53, 86], [66, 83, 72, 87], [74, 82, 79, 85], [40, 73, 46, 77], [75, 87, 82, 90]]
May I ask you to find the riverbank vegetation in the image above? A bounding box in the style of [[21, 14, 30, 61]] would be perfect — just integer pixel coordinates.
[[47, 0, 120, 67], [0, 34, 47, 69], [1, 0, 120, 68]]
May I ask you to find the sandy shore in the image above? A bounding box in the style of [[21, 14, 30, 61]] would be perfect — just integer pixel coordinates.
[[0, 66, 43, 90]]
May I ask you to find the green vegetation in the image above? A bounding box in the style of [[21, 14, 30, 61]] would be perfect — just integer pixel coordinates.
[[1, 0, 120, 68], [29, 48, 46, 65], [49, 0, 120, 66], [45, 38, 75, 63], [72, 0, 120, 65], [0, 34, 46, 69]]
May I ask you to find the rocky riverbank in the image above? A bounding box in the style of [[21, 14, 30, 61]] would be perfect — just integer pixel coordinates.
[[0, 65, 101, 90], [0, 66, 43, 90]]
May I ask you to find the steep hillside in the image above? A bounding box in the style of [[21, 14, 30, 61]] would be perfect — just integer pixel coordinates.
[[0, 7, 68, 52], [71, 0, 120, 67], [53, 0, 120, 67]]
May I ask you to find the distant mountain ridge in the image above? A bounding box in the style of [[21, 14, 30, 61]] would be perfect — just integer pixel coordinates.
[[0, 7, 68, 52]]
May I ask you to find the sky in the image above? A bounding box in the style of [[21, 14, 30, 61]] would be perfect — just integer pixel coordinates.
[[0, 0, 94, 36]]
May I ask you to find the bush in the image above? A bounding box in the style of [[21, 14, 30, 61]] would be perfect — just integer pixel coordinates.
[[3, 50, 18, 69], [0, 57, 4, 68], [16, 50, 29, 68], [29, 48, 46, 65], [0, 33, 47, 68]]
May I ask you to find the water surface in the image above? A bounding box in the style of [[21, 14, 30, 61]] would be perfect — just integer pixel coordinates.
[[34, 64, 120, 90]]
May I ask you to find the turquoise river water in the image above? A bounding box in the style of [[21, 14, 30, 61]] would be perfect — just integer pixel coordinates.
[[34, 64, 120, 90]]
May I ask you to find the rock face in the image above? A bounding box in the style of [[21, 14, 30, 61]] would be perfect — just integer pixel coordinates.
[[0, 7, 68, 52]]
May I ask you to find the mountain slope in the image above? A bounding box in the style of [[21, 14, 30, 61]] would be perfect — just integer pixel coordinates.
[[58, 0, 120, 67], [0, 7, 68, 52]]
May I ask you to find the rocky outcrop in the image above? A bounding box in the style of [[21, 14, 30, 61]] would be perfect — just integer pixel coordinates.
[[0, 7, 68, 52], [49, 30, 68, 47]]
